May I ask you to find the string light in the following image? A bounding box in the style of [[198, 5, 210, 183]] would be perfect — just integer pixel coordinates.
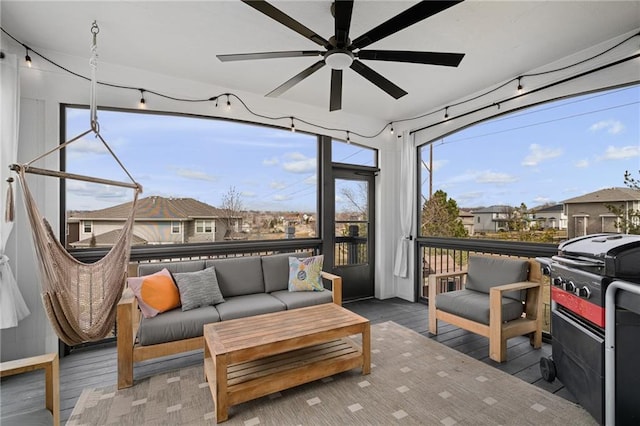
[[290, 117, 295, 132], [517, 77, 523, 94], [444, 107, 449, 120], [346, 131, 350, 143], [389, 123, 394, 135], [138, 89, 146, 109], [2, 26, 637, 140], [24, 47, 31, 67]]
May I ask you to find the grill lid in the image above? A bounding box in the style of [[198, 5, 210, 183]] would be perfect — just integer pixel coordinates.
[[558, 234, 640, 281]]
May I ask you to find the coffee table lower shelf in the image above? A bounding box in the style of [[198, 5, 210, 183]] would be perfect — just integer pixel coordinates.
[[204, 338, 365, 421]]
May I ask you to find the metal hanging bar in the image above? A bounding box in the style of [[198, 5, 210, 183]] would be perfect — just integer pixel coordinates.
[[9, 164, 140, 190]]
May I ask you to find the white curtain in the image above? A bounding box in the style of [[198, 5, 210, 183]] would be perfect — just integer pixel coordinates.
[[393, 131, 416, 278], [1, 52, 30, 328]]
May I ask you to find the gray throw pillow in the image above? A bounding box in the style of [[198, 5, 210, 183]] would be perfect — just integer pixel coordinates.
[[173, 267, 225, 311]]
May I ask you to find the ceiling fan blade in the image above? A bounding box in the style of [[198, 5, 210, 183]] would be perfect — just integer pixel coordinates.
[[266, 60, 325, 97], [350, 60, 407, 99], [330, 69, 343, 111], [334, 0, 354, 48], [217, 50, 323, 62], [358, 50, 465, 67], [351, 1, 463, 50], [242, 0, 330, 48]]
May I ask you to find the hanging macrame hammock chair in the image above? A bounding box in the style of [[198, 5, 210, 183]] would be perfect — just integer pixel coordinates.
[[8, 22, 142, 345]]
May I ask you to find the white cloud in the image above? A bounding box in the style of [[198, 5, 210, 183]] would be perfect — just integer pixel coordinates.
[[282, 152, 316, 173], [303, 174, 317, 185], [66, 180, 129, 201], [241, 191, 257, 198], [270, 181, 286, 190], [522, 144, 562, 167], [421, 159, 447, 172], [174, 168, 217, 181], [574, 159, 589, 168], [476, 171, 518, 184], [455, 191, 484, 203], [262, 157, 279, 166], [533, 196, 553, 205], [601, 145, 640, 160], [273, 194, 292, 201], [589, 119, 625, 135]]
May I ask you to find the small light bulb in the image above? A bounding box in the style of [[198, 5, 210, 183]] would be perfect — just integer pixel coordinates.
[[226, 95, 231, 111], [390, 123, 394, 135], [444, 107, 449, 120], [138, 90, 146, 109], [290, 117, 296, 132], [25, 48, 32, 67], [517, 77, 523, 94], [346, 131, 350, 144]]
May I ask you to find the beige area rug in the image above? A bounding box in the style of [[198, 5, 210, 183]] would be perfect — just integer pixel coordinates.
[[68, 321, 596, 425]]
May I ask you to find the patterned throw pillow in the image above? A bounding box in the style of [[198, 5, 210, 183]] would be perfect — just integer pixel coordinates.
[[173, 267, 225, 311], [288, 255, 324, 292], [127, 268, 181, 318]]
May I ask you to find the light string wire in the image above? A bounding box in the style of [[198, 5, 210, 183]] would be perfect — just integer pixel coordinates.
[[1, 26, 638, 140]]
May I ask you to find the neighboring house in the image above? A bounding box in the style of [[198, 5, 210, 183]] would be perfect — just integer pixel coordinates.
[[458, 209, 475, 236], [67, 196, 242, 248], [472, 205, 512, 233], [563, 187, 640, 238], [531, 204, 567, 230]]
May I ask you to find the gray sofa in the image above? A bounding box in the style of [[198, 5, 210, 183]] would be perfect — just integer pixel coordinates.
[[117, 252, 342, 389]]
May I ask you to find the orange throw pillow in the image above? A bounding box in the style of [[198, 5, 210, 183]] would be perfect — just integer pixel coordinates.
[[140, 275, 181, 313]]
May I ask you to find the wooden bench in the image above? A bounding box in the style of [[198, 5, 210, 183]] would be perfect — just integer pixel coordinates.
[[204, 303, 370, 422], [0, 353, 60, 425]]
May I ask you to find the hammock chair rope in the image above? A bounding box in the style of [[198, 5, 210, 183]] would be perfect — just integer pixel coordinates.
[[8, 21, 143, 345]]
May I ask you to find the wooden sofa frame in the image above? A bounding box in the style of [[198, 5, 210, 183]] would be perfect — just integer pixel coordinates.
[[117, 270, 342, 389], [0, 353, 60, 425], [428, 257, 543, 362]]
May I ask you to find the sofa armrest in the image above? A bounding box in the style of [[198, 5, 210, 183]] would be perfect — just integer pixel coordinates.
[[321, 271, 342, 306], [0, 353, 60, 425], [489, 280, 541, 324], [117, 287, 138, 389]]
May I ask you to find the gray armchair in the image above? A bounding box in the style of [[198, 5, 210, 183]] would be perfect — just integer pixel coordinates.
[[428, 255, 542, 362]]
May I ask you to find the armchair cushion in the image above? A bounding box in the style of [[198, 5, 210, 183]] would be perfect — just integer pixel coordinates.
[[436, 288, 524, 325], [465, 256, 529, 301]]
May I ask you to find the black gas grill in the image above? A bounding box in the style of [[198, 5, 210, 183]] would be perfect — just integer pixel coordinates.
[[537, 234, 640, 425]]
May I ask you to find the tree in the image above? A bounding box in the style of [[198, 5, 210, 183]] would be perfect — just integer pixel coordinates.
[[421, 190, 467, 237], [606, 170, 640, 234], [220, 186, 244, 239], [339, 182, 367, 219]]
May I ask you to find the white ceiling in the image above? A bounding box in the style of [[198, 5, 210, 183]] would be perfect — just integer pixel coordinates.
[[1, 1, 639, 122]]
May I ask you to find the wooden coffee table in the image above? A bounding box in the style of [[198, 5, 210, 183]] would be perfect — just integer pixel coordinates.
[[203, 303, 370, 422]]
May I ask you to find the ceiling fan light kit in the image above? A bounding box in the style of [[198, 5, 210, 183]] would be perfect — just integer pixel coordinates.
[[218, 0, 466, 111]]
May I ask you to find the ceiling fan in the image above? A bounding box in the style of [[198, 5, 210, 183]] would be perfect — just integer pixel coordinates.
[[218, 0, 465, 111]]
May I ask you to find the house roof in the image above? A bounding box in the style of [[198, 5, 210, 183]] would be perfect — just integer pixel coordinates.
[[563, 187, 640, 204], [71, 229, 148, 247], [533, 204, 563, 213], [70, 196, 224, 220], [472, 205, 512, 214]]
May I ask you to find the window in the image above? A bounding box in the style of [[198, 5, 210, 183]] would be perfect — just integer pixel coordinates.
[[171, 221, 181, 234], [332, 139, 377, 167], [83, 221, 92, 233], [196, 220, 213, 233], [419, 85, 639, 242], [63, 107, 320, 248]]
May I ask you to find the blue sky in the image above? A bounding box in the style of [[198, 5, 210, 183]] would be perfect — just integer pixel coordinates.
[[421, 85, 640, 209], [65, 108, 373, 212], [65, 85, 639, 213]]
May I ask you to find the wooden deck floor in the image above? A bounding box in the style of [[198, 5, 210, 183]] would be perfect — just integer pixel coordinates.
[[0, 298, 576, 424]]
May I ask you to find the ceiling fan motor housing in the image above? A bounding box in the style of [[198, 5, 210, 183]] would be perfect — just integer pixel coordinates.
[[324, 49, 354, 70]]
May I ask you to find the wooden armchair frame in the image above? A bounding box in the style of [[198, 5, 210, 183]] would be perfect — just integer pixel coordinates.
[[428, 258, 543, 362], [117, 271, 342, 389], [0, 353, 60, 425]]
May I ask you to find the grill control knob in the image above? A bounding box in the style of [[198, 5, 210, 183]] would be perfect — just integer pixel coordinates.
[[577, 286, 591, 299], [564, 281, 576, 292], [552, 277, 564, 287]]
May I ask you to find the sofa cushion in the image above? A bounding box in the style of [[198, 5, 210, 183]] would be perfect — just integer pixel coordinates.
[[205, 256, 264, 297], [214, 293, 286, 321], [270, 289, 333, 310], [173, 267, 225, 311], [127, 269, 181, 318], [262, 252, 312, 293], [465, 256, 529, 301], [139, 260, 205, 276], [138, 306, 220, 346], [288, 255, 324, 292], [436, 288, 524, 325]]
